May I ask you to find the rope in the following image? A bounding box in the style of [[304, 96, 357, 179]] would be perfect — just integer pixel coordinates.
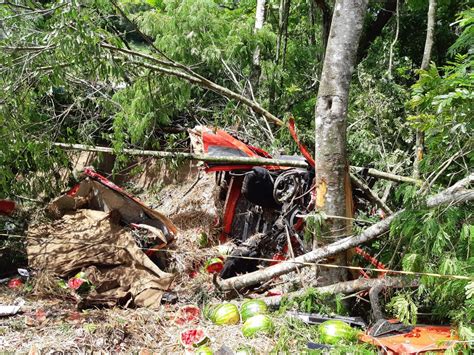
[[2, 233, 473, 281]]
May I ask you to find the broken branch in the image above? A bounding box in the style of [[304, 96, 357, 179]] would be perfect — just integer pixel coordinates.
[[100, 43, 284, 126], [261, 277, 410, 307], [350, 166, 422, 185], [350, 173, 393, 214], [217, 174, 473, 291], [52, 142, 307, 168], [53, 142, 422, 185]]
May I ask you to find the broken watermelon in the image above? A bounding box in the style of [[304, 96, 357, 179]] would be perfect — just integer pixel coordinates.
[[174, 305, 201, 326], [205, 258, 224, 274], [179, 327, 208, 349]]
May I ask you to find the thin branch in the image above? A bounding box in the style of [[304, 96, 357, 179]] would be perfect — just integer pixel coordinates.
[[387, 0, 399, 78], [350, 173, 393, 214], [52, 141, 422, 185], [127, 59, 284, 126]]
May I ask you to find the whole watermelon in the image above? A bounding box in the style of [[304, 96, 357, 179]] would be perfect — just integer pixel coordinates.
[[211, 303, 240, 325], [242, 314, 274, 338], [318, 320, 355, 344], [240, 299, 268, 322]]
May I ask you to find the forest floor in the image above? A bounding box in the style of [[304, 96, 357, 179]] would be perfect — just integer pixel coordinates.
[[0, 289, 277, 353]]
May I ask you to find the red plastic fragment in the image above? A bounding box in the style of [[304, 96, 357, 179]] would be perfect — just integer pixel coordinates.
[[0, 200, 15, 215], [270, 253, 286, 266]]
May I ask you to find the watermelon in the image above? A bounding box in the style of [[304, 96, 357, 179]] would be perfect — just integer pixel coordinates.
[[242, 315, 274, 338], [205, 258, 224, 274], [67, 271, 91, 293], [7, 278, 23, 289], [211, 303, 240, 325], [194, 345, 213, 354], [179, 328, 208, 349], [174, 305, 201, 326], [240, 299, 268, 322], [318, 320, 355, 345]]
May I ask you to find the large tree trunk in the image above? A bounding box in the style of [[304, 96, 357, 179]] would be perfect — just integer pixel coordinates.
[[413, 0, 437, 179], [314, 0, 368, 242], [295, 0, 365, 283], [250, 0, 266, 94]]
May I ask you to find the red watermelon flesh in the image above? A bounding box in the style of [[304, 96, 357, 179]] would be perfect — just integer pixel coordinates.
[[205, 258, 224, 274], [174, 305, 201, 326], [179, 328, 207, 348]]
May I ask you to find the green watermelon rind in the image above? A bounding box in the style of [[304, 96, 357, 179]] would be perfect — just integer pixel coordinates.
[[241, 314, 274, 338], [240, 299, 268, 322], [194, 345, 213, 355], [211, 303, 240, 325], [318, 320, 355, 345]]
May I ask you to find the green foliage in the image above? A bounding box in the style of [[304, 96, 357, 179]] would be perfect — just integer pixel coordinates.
[[279, 288, 347, 316], [386, 293, 418, 325], [406, 9, 473, 182], [0, 2, 471, 331], [389, 205, 473, 323]]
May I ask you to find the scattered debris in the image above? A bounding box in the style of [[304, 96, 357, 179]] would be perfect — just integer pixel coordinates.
[[7, 278, 23, 289], [179, 327, 209, 349], [0, 301, 23, 317], [174, 305, 201, 326], [27, 168, 176, 308], [287, 311, 366, 329], [359, 325, 459, 353]]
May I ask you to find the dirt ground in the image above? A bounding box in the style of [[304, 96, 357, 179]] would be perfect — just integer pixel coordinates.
[[0, 288, 278, 353]]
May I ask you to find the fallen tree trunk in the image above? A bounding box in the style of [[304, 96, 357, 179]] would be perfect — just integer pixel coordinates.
[[261, 277, 410, 307], [53, 142, 421, 184], [217, 174, 473, 291], [53, 142, 308, 168]]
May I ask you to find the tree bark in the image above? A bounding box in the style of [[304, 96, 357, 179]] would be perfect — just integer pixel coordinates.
[[270, 0, 291, 112], [314, 0, 368, 242], [216, 174, 473, 291], [276, 0, 291, 66], [308, 0, 316, 46], [413, 0, 437, 179], [250, 0, 267, 94], [260, 277, 409, 307]]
